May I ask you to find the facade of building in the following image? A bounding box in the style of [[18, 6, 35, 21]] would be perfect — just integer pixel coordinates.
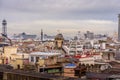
[[29, 52, 61, 66], [0, 46, 29, 69]]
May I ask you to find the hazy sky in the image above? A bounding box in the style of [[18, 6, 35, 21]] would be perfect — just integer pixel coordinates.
[[0, 0, 120, 37]]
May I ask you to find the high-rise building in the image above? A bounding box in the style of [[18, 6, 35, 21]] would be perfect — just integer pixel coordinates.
[[41, 29, 43, 41], [84, 31, 94, 40], [118, 14, 120, 41], [2, 19, 7, 37]]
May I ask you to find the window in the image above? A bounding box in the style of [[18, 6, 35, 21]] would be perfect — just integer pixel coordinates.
[[36, 57, 39, 62], [31, 56, 34, 62]]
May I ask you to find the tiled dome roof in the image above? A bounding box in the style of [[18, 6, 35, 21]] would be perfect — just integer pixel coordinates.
[[55, 33, 64, 40]]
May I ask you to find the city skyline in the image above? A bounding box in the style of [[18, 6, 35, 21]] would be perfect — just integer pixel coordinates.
[[0, 0, 120, 37]]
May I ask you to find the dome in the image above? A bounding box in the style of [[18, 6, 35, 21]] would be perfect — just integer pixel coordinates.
[[55, 33, 64, 40]]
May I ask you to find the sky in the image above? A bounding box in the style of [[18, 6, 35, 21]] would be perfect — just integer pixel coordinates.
[[0, 0, 120, 37]]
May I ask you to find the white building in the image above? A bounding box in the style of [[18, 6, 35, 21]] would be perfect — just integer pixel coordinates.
[[29, 52, 61, 64]]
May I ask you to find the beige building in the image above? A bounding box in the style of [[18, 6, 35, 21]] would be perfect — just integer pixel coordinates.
[[0, 46, 29, 69], [2, 46, 17, 64]]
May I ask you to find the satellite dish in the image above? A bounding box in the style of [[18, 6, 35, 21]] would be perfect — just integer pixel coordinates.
[[100, 64, 110, 71], [100, 65, 106, 71]]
